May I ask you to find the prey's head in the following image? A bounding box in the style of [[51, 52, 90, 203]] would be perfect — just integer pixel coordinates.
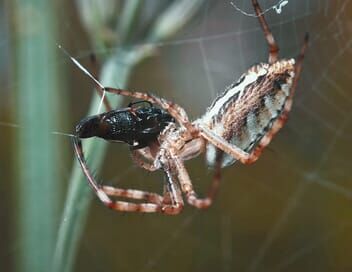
[[75, 114, 107, 139]]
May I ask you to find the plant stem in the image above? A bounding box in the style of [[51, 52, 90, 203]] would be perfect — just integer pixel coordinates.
[[13, 0, 60, 271]]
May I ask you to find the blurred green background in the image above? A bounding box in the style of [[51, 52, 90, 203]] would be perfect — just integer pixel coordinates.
[[1, 0, 352, 271]]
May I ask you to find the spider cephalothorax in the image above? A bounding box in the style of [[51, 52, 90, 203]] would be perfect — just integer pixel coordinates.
[[71, 0, 308, 215]]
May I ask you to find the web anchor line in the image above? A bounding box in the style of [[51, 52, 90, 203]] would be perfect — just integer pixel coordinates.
[[230, 0, 289, 17]]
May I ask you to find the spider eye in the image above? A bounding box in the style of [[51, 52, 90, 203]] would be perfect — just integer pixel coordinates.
[[75, 115, 102, 138]]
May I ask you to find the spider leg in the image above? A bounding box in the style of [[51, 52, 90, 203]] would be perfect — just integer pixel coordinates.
[[198, 125, 254, 164], [285, 33, 309, 111], [64, 48, 193, 130], [89, 53, 113, 111], [171, 154, 222, 209], [252, 0, 279, 63], [104, 87, 194, 131], [198, 34, 309, 165], [160, 160, 184, 215], [59, 46, 112, 111], [101, 186, 163, 205], [248, 34, 309, 160], [73, 137, 183, 214], [199, 113, 289, 165], [130, 149, 157, 171]]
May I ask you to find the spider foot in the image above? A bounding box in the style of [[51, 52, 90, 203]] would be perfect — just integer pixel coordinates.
[[187, 193, 212, 209]]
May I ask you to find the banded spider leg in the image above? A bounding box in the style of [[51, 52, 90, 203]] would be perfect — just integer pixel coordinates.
[[73, 137, 184, 214]]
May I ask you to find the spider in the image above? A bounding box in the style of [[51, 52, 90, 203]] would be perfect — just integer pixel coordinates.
[[71, 0, 308, 215]]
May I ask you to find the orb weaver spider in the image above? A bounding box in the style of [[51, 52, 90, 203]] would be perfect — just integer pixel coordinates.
[[70, 0, 308, 215]]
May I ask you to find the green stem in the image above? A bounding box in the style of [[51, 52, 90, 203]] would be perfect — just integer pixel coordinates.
[[13, 0, 60, 271], [117, 0, 143, 44]]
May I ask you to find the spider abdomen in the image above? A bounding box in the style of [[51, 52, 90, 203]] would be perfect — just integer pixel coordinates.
[[201, 59, 295, 166]]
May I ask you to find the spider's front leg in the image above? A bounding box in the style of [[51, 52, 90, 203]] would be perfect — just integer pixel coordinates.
[[63, 49, 194, 132], [104, 87, 194, 132], [73, 137, 184, 214]]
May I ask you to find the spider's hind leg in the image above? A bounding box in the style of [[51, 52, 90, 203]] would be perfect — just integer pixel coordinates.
[[252, 0, 279, 63], [172, 154, 222, 209], [286, 33, 309, 107]]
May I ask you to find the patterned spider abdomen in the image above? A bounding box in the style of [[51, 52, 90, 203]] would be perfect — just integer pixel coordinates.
[[200, 59, 296, 167]]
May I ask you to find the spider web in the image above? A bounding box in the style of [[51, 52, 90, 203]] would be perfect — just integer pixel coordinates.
[[1, 0, 352, 271]]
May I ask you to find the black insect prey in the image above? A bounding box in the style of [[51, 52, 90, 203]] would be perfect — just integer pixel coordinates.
[[75, 101, 174, 149]]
